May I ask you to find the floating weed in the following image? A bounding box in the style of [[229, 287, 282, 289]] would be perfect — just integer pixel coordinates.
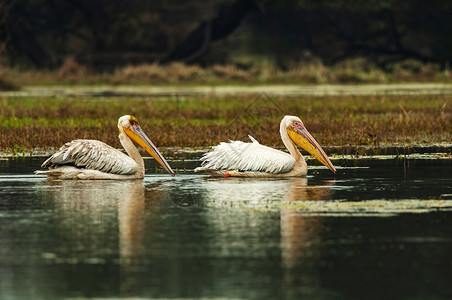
[[280, 199, 452, 216], [202, 197, 452, 216]]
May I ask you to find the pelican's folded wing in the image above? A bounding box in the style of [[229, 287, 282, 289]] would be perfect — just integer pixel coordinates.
[[41, 139, 138, 175], [200, 136, 295, 174]]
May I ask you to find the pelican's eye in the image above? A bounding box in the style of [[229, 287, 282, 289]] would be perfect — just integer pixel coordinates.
[[129, 119, 140, 129], [129, 115, 140, 126], [293, 121, 303, 128]]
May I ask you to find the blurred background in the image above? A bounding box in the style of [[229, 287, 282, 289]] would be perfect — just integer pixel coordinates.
[[0, 0, 451, 84]]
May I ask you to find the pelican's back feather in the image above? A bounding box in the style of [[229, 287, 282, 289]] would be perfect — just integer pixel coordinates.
[[200, 136, 295, 174], [41, 139, 138, 175]]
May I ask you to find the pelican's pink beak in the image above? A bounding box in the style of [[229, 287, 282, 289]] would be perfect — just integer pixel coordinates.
[[287, 126, 337, 173]]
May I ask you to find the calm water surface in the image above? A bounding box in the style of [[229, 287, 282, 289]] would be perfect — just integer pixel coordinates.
[[0, 157, 451, 300]]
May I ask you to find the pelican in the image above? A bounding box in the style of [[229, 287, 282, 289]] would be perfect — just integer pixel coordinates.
[[35, 115, 175, 179], [194, 115, 336, 177]]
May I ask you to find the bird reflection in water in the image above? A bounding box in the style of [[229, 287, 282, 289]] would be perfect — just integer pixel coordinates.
[[45, 180, 146, 257], [42, 179, 166, 295], [279, 177, 334, 297], [195, 176, 334, 260], [42, 176, 334, 296], [195, 176, 334, 266], [280, 177, 334, 266]]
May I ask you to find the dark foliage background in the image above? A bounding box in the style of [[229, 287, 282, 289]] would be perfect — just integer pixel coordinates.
[[1, 0, 451, 70]]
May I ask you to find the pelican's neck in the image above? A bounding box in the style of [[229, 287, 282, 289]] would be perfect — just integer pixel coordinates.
[[280, 123, 303, 162], [119, 131, 144, 173], [280, 123, 307, 175]]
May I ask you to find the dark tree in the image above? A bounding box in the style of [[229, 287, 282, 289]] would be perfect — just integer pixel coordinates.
[[1, 0, 451, 69]]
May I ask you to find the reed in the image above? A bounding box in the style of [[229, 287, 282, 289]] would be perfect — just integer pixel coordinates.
[[1, 58, 451, 87]]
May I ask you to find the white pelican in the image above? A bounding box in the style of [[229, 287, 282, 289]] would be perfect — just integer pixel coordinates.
[[194, 115, 336, 177], [35, 115, 175, 179]]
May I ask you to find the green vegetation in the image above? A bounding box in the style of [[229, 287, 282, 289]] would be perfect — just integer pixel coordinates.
[[0, 94, 450, 153]]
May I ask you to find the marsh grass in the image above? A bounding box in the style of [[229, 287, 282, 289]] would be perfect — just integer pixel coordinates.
[[1, 58, 451, 87], [0, 95, 450, 153]]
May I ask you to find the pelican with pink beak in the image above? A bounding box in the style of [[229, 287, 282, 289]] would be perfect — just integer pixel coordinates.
[[195, 115, 336, 177], [36, 115, 175, 179]]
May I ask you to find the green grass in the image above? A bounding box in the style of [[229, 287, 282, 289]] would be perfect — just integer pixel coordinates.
[[0, 94, 450, 153]]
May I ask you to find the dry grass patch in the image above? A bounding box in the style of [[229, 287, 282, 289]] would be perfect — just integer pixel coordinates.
[[2, 58, 451, 86], [114, 62, 207, 83]]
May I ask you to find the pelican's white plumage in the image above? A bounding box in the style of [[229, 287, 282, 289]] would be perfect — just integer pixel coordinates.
[[41, 139, 139, 175], [36, 115, 174, 179], [200, 135, 295, 174], [195, 115, 336, 177]]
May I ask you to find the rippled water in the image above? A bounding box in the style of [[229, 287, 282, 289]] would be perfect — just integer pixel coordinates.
[[0, 157, 451, 300]]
